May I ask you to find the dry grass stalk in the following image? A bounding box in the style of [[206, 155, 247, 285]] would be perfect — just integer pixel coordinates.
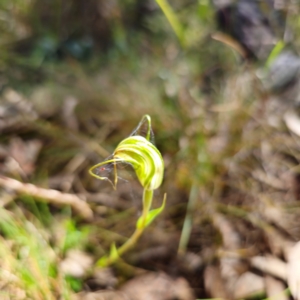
[[0, 175, 93, 220]]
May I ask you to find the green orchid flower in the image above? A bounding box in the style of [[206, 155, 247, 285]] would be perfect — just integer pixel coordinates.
[[89, 136, 164, 191], [89, 115, 166, 267]]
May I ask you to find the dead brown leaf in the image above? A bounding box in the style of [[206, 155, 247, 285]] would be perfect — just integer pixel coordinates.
[[265, 275, 288, 300], [234, 272, 265, 299], [204, 265, 230, 299], [60, 249, 93, 278], [120, 272, 195, 300], [7, 137, 42, 177], [286, 241, 300, 300], [250, 255, 287, 281], [73, 290, 127, 300]]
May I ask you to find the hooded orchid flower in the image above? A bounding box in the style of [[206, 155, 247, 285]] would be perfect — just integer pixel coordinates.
[[89, 115, 166, 267]]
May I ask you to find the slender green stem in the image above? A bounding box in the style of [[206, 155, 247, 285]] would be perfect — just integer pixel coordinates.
[[97, 188, 154, 267], [141, 189, 153, 227], [102, 227, 144, 266]]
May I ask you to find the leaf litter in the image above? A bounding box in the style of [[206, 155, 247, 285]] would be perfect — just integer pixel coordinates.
[[2, 2, 300, 299]]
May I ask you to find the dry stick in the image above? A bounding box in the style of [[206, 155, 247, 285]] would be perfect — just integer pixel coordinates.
[[0, 175, 93, 220]]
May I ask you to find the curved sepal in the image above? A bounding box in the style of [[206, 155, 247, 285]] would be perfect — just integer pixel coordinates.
[[88, 158, 124, 189]]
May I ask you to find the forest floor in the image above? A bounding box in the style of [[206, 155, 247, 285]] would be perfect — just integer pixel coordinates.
[[1, 1, 300, 299]]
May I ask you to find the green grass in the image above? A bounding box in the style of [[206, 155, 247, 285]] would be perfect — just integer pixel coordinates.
[[0, 206, 91, 299]]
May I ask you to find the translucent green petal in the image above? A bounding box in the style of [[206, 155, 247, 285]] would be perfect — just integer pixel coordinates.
[[114, 135, 164, 190]]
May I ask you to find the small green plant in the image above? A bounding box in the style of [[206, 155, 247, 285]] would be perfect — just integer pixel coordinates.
[[89, 115, 166, 267]]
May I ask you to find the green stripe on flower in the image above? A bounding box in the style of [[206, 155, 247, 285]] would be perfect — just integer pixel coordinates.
[[114, 135, 164, 190], [89, 115, 164, 191]]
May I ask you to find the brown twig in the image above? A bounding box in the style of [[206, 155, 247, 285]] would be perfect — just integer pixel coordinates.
[[0, 175, 93, 220]]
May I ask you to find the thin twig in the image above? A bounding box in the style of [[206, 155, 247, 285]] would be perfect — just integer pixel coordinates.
[[0, 175, 93, 220]]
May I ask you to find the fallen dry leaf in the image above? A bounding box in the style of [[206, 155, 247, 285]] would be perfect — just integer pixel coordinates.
[[250, 255, 287, 281], [212, 213, 245, 294], [73, 290, 127, 300], [92, 268, 118, 288], [287, 241, 300, 300], [7, 137, 42, 177], [120, 272, 195, 300], [72, 272, 195, 300], [265, 275, 288, 300], [0, 89, 38, 131], [204, 265, 230, 299], [60, 249, 93, 278], [234, 272, 265, 299], [284, 110, 300, 137]]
